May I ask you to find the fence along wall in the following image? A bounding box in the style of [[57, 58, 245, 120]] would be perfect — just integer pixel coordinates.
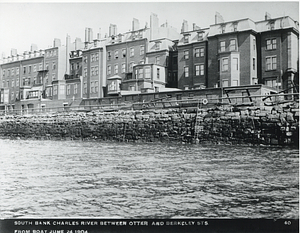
[[0, 101, 298, 146]]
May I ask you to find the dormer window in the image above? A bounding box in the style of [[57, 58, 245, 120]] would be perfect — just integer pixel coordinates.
[[221, 24, 226, 33], [197, 32, 203, 41], [233, 22, 238, 31], [269, 21, 275, 30], [155, 42, 160, 50], [184, 34, 189, 43]]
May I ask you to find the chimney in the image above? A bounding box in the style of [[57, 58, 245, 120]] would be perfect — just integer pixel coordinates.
[[88, 28, 93, 42], [75, 38, 82, 50], [265, 12, 272, 20], [132, 18, 140, 31], [109, 24, 117, 37], [11, 48, 17, 57], [31, 44, 38, 51], [215, 12, 224, 24], [193, 23, 201, 31], [53, 38, 61, 47], [181, 20, 188, 33], [97, 28, 101, 39], [150, 13, 159, 40], [85, 28, 89, 42]]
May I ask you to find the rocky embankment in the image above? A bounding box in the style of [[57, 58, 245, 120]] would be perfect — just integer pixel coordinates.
[[0, 102, 298, 146]]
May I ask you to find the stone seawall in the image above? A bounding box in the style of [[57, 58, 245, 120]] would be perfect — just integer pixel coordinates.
[[0, 103, 298, 146]]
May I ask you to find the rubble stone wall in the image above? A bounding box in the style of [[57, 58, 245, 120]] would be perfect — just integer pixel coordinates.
[[0, 103, 298, 146]]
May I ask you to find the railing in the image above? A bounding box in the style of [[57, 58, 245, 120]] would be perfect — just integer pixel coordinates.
[[0, 92, 298, 116]]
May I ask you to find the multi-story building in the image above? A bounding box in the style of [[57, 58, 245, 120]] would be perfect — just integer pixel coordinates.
[[0, 38, 69, 112], [178, 20, 209, 90], [106, 21, 150, 95], [256, 14, 299, 93], [207, 15, 258, 89]]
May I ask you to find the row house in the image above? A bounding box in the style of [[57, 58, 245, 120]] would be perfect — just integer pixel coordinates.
[[256, 15, 299, 94], [0, 39, 68, 111], [178, 21, 209, 90], [207, 18, 258, 88], [106, 24, 150, 95]]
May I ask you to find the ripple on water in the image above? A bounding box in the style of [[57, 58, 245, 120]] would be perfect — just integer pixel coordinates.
[[0, 139, 298, 218]]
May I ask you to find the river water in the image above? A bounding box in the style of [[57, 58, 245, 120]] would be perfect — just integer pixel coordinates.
[[0, 139, 298, 219]]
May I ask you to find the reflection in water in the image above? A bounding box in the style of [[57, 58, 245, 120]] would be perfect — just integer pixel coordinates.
[[0, 139, 298, 218]]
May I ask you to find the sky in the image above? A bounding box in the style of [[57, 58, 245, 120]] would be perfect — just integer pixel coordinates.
[[0, 1, 299, 57]]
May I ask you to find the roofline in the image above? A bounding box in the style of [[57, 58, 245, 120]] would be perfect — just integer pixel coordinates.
[[210, 18, 255, 27]]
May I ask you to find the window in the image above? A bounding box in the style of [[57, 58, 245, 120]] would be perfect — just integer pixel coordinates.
[[195, 65, 200, 76], [52, 73, 56, 81], [23, 66, 26, 74], [45, 63, 49, 70], [200, 48, 204, 57], [33, 76, 37, 85], [253, 38, 256, 50], [2, 70, 5, 77], [157, 68, 160, 79], [7, 80, 9, 87], [138, 68, 143, 79], [28, 66, 31, 74], [91, 82, 94, 93], [95, 53, 99, 61], [53, 85, 58, 95], [107, 65, 111, 75], [16, 68, 19, 75], [45, 74, 48, 85], [140, 45, 145, 55], [76, 62, 80, 70], [114, 64, 118, 74], [39, 64, 42, 71], [91, 67, 95, 76], [266, 56, 277, 70], [95, 81, 98, 93], [16, 78, 19, 86], [195, 48, 200, 57], [270, 21, 275, 30], [107, 52, 111, 60], [52, 62, 56, 70], [200, 64, 204, 75], [155, 56, 160, 64], [197, 32, 203, 41], [84, 56, 88, 63], [232, 58, 238, 70], [229, 39, 236, 51], [67, 85, 70, 95], [184, 66, 189, 78], [74, 84, 78, 94], [114, 50, 119, 59], [265, 79, 277, 87], [145, 67, 151, 79], [11, 69, 14, 76], [122, 63, 126, 73], [129, 62, 134, 72], [184, 50, 189, 59], [221, 25, 226, 33], [130, 47, 134, 57], [155, 42, 160, 50], [253, 58, 256, 70], [122, 49, 126, 58], [54, 50, 57, 56], [84, 68, 88, 77], [222, 58, 228, 71], [91, 54, 95, 62], [95, 66, 98, 75], [266, 39, 276, 50], [233, 23, 238, 31], [83, 82, 87, 94], [220, 41, 226, 52], [222, 80, 229, 87], [184, 35, 189, 43], [232, 80, 238, 86], [12, 80, 15, 87], [33, 65, 36, 73]]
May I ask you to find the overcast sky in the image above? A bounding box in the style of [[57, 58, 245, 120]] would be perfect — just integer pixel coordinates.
[[0, 1, 298, 57]]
